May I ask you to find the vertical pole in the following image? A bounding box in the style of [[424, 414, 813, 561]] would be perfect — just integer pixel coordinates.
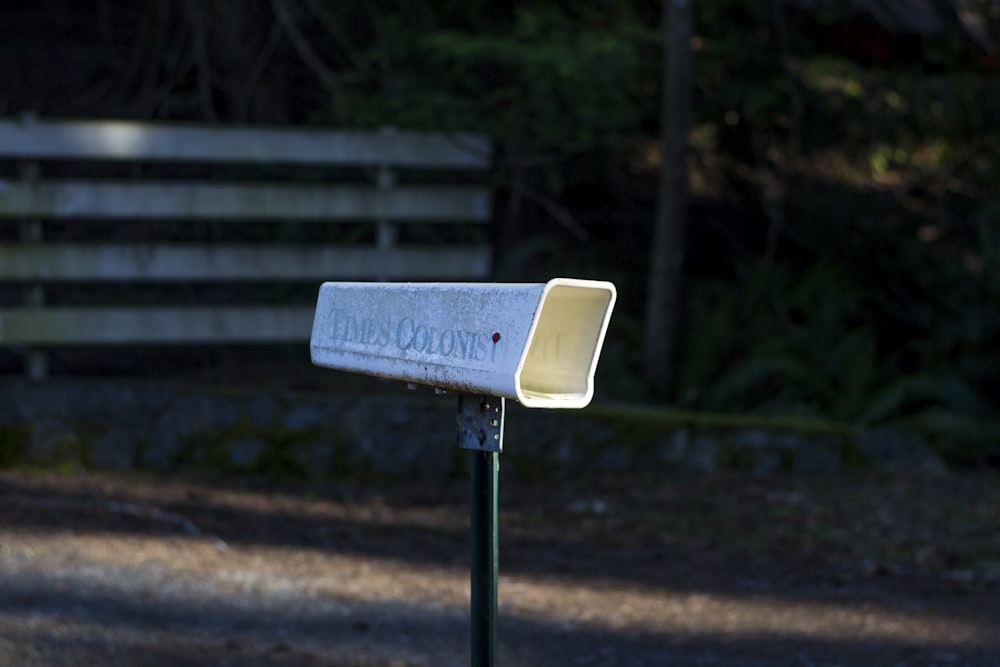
[[470, 448, 498, 667], [457, 394, 503, 667]]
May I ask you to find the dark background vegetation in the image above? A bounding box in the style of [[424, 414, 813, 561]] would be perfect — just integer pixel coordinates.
[[1, 0, 998, 466]]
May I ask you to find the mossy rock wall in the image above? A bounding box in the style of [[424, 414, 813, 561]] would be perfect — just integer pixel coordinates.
[[0, 379, 944, 480]]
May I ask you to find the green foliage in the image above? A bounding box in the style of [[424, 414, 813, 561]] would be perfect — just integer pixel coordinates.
[[674, 251, 998, 463], [647, 1, 1000, 464], [426, 7, 642, 145], [334, 3, 649, 156], [0, 424, 30, 468], [676, 261, 882, 420]]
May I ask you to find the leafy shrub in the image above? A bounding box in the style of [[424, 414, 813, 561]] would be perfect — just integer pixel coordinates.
[[675, 251, 997, 459]]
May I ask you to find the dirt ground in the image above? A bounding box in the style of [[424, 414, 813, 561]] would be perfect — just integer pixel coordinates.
[[1, 468, 998, 666]]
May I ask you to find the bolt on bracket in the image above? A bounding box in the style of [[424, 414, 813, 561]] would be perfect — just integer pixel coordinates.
[[457, 394, 504, 453]]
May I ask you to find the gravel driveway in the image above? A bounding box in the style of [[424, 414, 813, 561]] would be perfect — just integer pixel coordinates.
[[1, 470, 998, 666]]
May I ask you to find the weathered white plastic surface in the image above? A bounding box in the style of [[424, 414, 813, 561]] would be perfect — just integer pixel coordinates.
[[310, 278, 616, 408]]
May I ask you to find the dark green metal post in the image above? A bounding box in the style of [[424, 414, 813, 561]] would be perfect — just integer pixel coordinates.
[[457, 394, 503, 667], [470, 449, 498, 667]]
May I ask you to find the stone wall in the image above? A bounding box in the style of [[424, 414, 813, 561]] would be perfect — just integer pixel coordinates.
[[0, 379, 945, 480]]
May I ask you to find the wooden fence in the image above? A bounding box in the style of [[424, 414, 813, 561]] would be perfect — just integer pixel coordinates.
[[0, 117, 492, 379]]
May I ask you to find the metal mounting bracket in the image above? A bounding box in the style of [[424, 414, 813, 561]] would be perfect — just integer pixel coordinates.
[[457, 394, 504, 453]]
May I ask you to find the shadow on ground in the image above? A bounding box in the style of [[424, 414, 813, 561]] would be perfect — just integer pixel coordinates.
[[1, 471, 998, 666]]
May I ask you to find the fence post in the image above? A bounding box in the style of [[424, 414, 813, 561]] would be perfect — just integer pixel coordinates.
[[18, 160, 48, 381], [376, 126, 398, 282]]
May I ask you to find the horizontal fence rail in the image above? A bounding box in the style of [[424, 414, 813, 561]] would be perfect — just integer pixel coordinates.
[[0, 244, 491, 281], [0, 116, 493, 379], [0, 118, 490, 167], [0, 183, 491, 221], [0, 307, 316, 344]]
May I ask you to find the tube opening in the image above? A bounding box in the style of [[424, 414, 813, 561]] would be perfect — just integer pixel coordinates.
[[516, 281, 615, 408]]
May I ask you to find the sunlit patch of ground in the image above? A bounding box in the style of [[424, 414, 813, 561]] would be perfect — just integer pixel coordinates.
[[1, 470, 998, 665]]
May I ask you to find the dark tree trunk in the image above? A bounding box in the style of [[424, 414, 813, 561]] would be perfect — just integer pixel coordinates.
[[643, 0, 694, 400]]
